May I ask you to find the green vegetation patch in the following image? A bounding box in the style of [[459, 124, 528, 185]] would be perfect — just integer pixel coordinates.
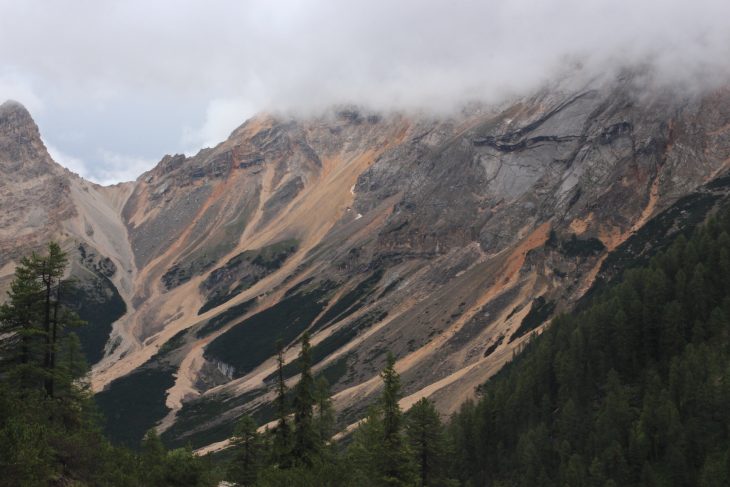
[[67, 274, 127, 366], [559, 234, 605, 257], [161, 385, 302, 451], [585, 190, 723, 304], [163, 413, 240, 452], [483, 335, 505, 357], [161, 389, 263, 449], [267, 311, 386, 382], [158, 328, 189, 355], [198, 239, 298, 314], [310, 269, 384, 332], [95, 356, 176, 449], [315, 354, 352, 386], [510, 296, 555, 341], [204, 281, 334, 378], [161, 256, 216, 290], [195, 298, 258, 339]]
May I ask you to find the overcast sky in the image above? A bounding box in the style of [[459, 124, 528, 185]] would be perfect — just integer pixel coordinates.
[[1, 0, 729, 185]]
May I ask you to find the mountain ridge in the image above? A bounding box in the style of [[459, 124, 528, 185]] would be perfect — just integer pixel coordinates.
[[2, 74, 730, 449]]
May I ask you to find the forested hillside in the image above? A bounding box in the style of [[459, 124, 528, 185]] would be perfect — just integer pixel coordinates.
[[448, 212, 730, 486]]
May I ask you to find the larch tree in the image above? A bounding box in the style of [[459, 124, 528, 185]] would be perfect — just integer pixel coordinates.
[[228, 414, 264, 486], [0, 253, 44, 383], [292, 331, 318, 466], [405, 397, 452, 487], [348, 352, 415, 486], [379, 353, 415, 486], [314, 376, 335, 447], [0, 242, 81, 396], [272, 339, 292, 466]]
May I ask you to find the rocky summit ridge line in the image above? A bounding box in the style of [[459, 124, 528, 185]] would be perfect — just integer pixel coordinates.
[[1, 74, 730, 450]]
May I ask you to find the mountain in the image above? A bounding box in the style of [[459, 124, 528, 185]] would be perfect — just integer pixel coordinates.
[[1, 74, 730, 450], [0, 100, 132, 365]]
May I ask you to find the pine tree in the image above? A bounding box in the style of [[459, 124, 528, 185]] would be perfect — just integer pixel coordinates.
[[142, 429, 167, 468], [292, 331, 318, 465], [164, 446, 217, 487], [405, 397, 452, 487], [36, 242, 69, 397], [314, 376, 335, 446], [0, 242, 81, 397], [0, 253, 44, 387], [348, 404, 386, 486], [272, 340, 292, 466], [139, 428, 167, 485], [379, 353, 415, 486], [347, 353, 416, 486], [228, 415, 264, 486], [381, 354, 401, 441]]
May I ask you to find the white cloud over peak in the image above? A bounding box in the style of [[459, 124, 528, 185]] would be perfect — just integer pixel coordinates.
[[182, 97, 257, 153], [2, 0, 730, 183], [0, 70, 44, 114], [46, 142, 156, 186]]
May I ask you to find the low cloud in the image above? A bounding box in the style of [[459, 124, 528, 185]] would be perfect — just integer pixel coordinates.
[[0, 70, 44, 114], [182, 97, 257, 153], [46, 142, 156, 185], [93, 150, 157, 186], [2, 0, 730, 183], [45, 142, 87, 177]]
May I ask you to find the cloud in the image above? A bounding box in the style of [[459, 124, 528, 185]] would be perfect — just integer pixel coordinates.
[[182, 97, 257, 152], [2, 0, 730, 113], [45, 142, 88, 177], [0, 70, 44, 114], [92, 150, 157, 186], [46, 142, 156, 185], [2, 0, 730, 183]]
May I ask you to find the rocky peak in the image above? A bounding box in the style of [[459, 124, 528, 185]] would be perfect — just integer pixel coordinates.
[[0, 99, 40, 141], [0, 100, 75, 265], [0, 99, 53, 172], [0, 98, 33, 120]]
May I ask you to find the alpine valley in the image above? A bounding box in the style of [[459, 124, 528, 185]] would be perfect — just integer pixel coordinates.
[[2, 72, 730, 453]]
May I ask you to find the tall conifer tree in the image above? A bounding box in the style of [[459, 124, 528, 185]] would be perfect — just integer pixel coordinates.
[[406, 397, 451, 487], [379, 353, 415, 486], [272, 340, 292, 465], [292, 331, 318, 465], [228, 415, 264, 486]]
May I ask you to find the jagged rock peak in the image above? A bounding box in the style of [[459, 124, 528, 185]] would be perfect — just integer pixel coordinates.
[[0, 99, 60, 180], [0, 98, 30, 113], [0, 99, 77, 266], [0, 99, 38, 133], [0, 99, 45, 157]]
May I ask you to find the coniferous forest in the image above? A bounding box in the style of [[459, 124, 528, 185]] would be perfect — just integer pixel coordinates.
[[4, 207, 730, 485]]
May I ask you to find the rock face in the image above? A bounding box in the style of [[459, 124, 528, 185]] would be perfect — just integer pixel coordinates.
[[3, 75, 730, 450], [0, 100, 75, 262], [0, 100, 135, 372]]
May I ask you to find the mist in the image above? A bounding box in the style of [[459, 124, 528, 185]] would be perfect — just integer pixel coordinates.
[[1, 0, 729, 183]]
